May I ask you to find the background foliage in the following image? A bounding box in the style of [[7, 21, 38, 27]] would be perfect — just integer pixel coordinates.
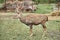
[[0, 0, 4, 3], [0, 0, 58, 3], [32, 0, 57, 4]]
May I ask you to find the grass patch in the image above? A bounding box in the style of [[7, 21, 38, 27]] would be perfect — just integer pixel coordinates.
[[0, 19, 60, 40], [34, 4, 53, 14]]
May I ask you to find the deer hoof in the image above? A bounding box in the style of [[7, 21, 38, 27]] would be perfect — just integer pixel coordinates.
[[30, 33, 33, 37]]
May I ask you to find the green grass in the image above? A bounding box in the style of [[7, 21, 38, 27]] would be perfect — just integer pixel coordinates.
[[0, 19, 60, 40], [34, 4, 53, 14]]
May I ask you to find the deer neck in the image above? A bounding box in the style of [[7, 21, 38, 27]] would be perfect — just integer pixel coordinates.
[[20, 13, 23, 19], [17, 13, 24, 20], [16, 0, 24, 20]]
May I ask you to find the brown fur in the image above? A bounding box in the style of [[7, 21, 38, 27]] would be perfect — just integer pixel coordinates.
[[19, 14, 48, 25]]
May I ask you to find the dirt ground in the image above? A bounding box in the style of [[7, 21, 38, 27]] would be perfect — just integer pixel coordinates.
[[0, 13, 60, 20]]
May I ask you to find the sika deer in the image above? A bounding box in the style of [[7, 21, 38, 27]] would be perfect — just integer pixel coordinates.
[[16, 0, 48, 37]]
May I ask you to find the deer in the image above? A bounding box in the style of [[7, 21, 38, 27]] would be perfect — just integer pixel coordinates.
[[15, 0, 48, 37]]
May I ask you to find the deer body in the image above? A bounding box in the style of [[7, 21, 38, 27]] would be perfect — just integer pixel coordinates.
[[19, 14, 48, 26]]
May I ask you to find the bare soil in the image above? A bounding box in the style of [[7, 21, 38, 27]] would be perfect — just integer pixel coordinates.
[[0, 13, 60, 20]]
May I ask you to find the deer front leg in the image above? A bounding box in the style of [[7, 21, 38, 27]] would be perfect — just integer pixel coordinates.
[[29, 25, 33, 37]]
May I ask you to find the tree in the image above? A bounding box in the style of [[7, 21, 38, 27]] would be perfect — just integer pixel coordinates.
[[0, 0, 4, 3]]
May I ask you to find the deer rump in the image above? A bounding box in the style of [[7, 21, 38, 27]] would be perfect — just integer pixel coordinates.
[[20, 14, 48, 25]]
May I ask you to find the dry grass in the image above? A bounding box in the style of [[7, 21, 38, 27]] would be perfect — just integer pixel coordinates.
[[51, 10, 60, 16]]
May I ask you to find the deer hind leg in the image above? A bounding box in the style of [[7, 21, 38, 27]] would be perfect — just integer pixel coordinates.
[[29, 25, 33, 37], [41, 20, 47, 32], [41, 23, 47, 39], [42, 24, 47, 31]]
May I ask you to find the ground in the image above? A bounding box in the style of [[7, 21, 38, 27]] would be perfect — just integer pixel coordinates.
[[0, 19, 60, 40], [0, 13, 60, 20]]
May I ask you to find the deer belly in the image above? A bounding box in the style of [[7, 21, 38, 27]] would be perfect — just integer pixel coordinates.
[[25, 19, 41, 25]]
